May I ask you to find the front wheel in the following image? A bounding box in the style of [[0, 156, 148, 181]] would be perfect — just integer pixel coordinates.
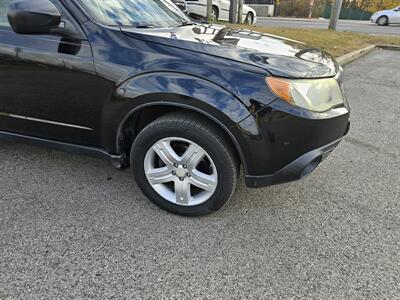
[[377, 16, 388, 26], [131, 112, 238, 216], [244, 12, 254, 25], [210, 6, 219, 22]]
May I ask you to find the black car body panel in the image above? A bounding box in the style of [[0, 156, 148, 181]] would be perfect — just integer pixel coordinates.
[[240, 104, 350, 180], [0, 28, 102, 146], [0, 0, 350, 188], [121, 25, 339, 79]]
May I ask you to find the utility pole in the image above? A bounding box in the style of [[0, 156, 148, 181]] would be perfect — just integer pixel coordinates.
[[230, 0, 238, 23], [328, 0, 344, 30], [308, 0, 314, 18], [237, 0, 244, 23], [207, 0, 212, 23]]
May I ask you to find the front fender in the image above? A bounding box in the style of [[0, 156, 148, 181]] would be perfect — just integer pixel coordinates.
[[100, 72, 259, 160], [118, 71, 251, 123]]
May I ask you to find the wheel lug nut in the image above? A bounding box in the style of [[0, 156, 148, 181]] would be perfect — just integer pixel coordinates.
[[172, 171, 176, 175], [183, 164, 187, 169], [186, 173, 191, 177], [179, 177, 184, 181], [174, 163, 178, 168]]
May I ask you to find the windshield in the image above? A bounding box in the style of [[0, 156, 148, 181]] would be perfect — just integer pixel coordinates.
[[77, 0, 190, 28]]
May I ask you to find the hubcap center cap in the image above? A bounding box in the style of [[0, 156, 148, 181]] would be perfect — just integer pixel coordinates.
[[175, 166, 186, 177]]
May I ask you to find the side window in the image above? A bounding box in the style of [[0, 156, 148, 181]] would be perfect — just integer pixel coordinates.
[[0, 0, 12, 28]]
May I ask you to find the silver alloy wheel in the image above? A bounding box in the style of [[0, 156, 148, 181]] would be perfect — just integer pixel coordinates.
[[377, 16, 388, 25], [211, 8, 217, 22], [144, 137, 218, 206], [245, 13, 253, 24]]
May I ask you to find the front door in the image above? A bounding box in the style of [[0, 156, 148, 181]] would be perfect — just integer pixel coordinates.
[[218, 0, 231, 21], [0, 0, 109, 147], [392, 7, 400, 23]]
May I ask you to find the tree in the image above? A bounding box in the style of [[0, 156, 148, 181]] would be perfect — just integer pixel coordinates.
[[342, 0, 400, 12]]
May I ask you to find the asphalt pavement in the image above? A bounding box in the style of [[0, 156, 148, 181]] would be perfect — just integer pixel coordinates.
[[257, 17, 400, 36], [1, 49, 400, 299]]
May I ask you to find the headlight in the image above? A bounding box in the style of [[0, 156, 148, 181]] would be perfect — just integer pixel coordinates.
[[266, 76, 344, 112]]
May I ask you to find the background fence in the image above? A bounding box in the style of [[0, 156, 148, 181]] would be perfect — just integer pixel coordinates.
[[247, 0, 399, 19], [273, 0, 329, 18], [323, 4, 373, 20]]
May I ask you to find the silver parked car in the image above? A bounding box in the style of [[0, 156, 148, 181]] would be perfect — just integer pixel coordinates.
[[370, 6, 400, 26], [185, 0, 257, 24]]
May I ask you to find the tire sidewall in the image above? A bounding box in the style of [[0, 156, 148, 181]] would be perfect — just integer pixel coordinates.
[[377, 16, 388, 25], [211, 7, 218, 22], [245, 13, 253, 24], [131, 123, 236, 216]]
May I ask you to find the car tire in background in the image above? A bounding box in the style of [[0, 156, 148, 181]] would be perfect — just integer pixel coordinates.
[[377, 16, 388, 26], [130, 112, 239, 216], [245, 12, 254, 25], [211, 6, 219, 22]]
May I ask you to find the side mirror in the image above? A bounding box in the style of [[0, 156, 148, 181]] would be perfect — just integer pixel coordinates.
[[7, 0, 61, 35]]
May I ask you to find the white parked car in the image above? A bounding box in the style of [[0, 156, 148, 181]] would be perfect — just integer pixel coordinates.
[[370, 6, 400, 26], [185, 0, 257, 24]]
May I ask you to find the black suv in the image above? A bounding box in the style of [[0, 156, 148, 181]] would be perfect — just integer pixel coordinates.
[[0, 0, 350, 215]]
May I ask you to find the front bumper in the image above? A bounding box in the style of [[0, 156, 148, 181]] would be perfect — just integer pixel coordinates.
[[237, 100, 350, 188], [245, 137, 344, 188]]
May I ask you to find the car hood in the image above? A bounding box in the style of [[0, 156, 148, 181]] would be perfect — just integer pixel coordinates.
[[121, 24, 338, 79]]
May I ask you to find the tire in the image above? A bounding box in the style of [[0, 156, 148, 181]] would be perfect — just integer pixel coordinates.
[[130, 112, 238, 216], [377, 16, 388, 26], [245, 12, 254, 25], [211, 6, 219, 22]]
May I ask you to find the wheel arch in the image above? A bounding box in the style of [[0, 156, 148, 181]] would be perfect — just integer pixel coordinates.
[[246, 11, 254, 23], [377, 15, 389, 24], [107, 71, 258, 173], [116, 102, 247, 172], [212, 4, 219, 14]]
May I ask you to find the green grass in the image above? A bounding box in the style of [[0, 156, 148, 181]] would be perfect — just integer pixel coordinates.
[[228, 24, 400, 57]]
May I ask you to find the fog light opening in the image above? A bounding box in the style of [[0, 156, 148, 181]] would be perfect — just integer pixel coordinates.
[[300, 157, 322, 178]]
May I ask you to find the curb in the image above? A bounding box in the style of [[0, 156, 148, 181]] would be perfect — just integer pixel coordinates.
[[377, 44, 400, 51], [337, 44, 400, 65], [336, 45, 376, 66]]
